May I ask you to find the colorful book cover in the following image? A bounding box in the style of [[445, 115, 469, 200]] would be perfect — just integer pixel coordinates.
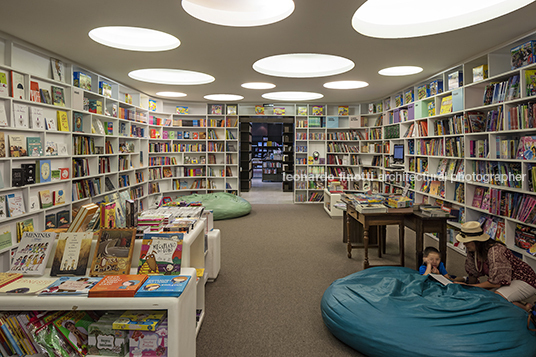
[[8, 134, 25, 157], [338, 106, 349, 116], [40, 89, 52, 104], [51, 58, 64, 82], [138, 232, 184, 275], [45, 213, 56, 229], [0, 273, 22, 288], [0, 277, 58, 294], [26, 137, 42, 157], [51, 85, 65, 107], [439, 95, 453, 115], [30, 80, 40, 102], [112, 311, 166, 331], [88, 274, 148, 298], [99, 81, 112, 98], [6, 192, 26, 217], [89, 228, 137, 277], [8, 232, 55, 275], [311, 105, 324, 115], [255, 105, 264, 115], [211, 104, 223, 115], [50, 232, 93, 276], [53, 189, 66, 206], [39, 276, 102, 295], [73, 112, 83, 132], [88, 313, 129, 356], [297, 106, 307, 116], [128, 318, 168, 356], [39, 189, 53, 208], [176, 106, 188, 114], [148, 99, 157, 112], [135, 275, 190, 297], [53, 310, 95, 355]]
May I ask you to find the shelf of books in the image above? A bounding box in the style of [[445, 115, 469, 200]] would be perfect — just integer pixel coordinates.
[[365, 30, 536, 268]]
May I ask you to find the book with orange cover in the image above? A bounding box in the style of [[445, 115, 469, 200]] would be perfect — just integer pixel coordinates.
[[88, 274, 148, 298]]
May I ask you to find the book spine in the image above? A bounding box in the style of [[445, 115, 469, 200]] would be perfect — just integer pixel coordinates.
[[0, 317, 23, 356]]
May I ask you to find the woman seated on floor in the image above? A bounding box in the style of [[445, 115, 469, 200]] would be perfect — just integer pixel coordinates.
[[455, 221, 536, 311]]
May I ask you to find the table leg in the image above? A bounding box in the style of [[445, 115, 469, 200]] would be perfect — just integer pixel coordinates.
[[364, 224, 370, 269], [440, 222, 447, 264], [415, 220, 423, 270], [399, 223, 405, 267], [346, 211, 352, 258], [378, 226, 382, 258]]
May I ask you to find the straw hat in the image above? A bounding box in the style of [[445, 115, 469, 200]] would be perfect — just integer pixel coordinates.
[[456, 221, 490, 243]]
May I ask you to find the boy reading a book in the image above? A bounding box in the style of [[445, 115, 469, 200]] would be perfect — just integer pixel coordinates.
[[419, 247, 450, 279]]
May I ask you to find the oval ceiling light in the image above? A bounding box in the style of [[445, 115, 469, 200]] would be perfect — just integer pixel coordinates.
[[88, 26, 180, 51], [182, 0, 295, 27], [241, 82, 276, 90], [262, 91, 323, 101], [156, 91, 188, 98], [128, 69, 215, 85], [204, 94, 244, 101], [324, 80, 369, 89], [378, 66, 423, 76], [253, 53, 355, 78], [352, 0, 536, 38]]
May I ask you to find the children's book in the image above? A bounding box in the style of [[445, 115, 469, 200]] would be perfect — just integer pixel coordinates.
[[0, 273, 22, 288], [8, 232, 56, 275], [15, 218, 33, 243], [39, 276, 102, 296], [38, 159, 52, 183], [8, 134, 26, 157], [135, 275, 190, 297], [40, 89, 52, 104], [30, 80, 40, 102], [53, 189, 66, 206], [26, 136, 42, 157], [13, 103, 29, 128], [73, 112, 83, 132], [53, 310, 95, 355], [50, 58, 64, 82], [51, 86, 65, 107], [45, 213, 56, 229], [6, 192, 26, 217], [50, 232, 93, 276], [57, 110, 69, 131], [0, 277, 58, 294], [89, 228, 137, 277], [0, 70, 8, 97], [112, 311, 166, 331], [0, 101, 8, 127], [88, 274, 149, 298], [11, 71, 25, 100], [57, 142, 68, 156], [45, 141, 57, 156], [137, 232, 184, 275], [38, 189, 53, 209], [56, 210, 70, 227]]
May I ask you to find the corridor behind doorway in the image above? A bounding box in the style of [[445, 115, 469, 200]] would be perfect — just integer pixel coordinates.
[[240, 178, 294, 204]]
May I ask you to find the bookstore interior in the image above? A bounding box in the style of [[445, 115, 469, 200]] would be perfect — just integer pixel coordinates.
[[3, 0, 536, 356]]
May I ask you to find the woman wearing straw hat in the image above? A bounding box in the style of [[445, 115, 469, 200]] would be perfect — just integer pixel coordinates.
[[456, 221, 536, 311]]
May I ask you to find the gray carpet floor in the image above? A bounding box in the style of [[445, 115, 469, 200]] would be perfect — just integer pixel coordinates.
[[196, 204, 468, 356]]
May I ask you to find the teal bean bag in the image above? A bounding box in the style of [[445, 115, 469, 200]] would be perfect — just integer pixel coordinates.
[[178, 193, 251, 220], [321, 266, 536, 357]]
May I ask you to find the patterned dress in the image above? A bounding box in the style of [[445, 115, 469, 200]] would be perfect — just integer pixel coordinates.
[[465, 244, 536, 288]]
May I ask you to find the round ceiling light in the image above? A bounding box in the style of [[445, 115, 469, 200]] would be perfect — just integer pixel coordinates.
[[88, 26, 181, 51], [323, 80, 369, 89], [262, 91, 323, 101], [156, 91, 188, 98], [204, 94, 244, 101], [253, 53, 355, 78], [128, 69, 215, 85], [182, 0, 295, 27], [352, 0, 536, 38], [378, 66, 423, 76], [241, 82, 276, 89]]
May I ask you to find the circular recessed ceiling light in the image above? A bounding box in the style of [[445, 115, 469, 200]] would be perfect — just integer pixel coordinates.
[[241, 82, 276, 90], [253, 53, 355, 78], [156, 91, 188, 98], [323, 80, 369, 89], [378, 66, 423, 76], [182, 0, 295, 27], [262, 91, 323, 101], [204, 94, 244, 101], [352, 0, 536, 38], [128, 69, 215, 85], [88, 26, 181, 51]]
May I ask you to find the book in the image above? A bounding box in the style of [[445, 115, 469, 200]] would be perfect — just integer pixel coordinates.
[[45, 213, 56, 229], [429, 273, 452, 285], [50, 58, 64, 82], [13, 103, 28, 128], [11, 168, 24, 187], [56, 210, 70, 227], [40, 88, 52, 104], [112, 311, 166, 331], [67, 202, 99, 233], [0, 226, 12, 250], [51, 85, 65, 106], [57, 110, 69, 131], [89, 228, 137, 277], [255, 105, 264, 115], [8, 134, 25, 157], [0, 277, 58, 294], [29, 80, 40, 102], [53, 310, 95, 355], [88, 274, 149, 298], [6, 192, 25, 217], [73, 112, 83, 132], [38, 159, 52, 183], [137, 232, 184, 275], [0, 101, 8, 127], [0, 273, 22, 289], [26, 137, 42, 157], [0, 132, 4, 157], [53, 189, 66, 206], [50, 232, 93, 276], [101, 202, 117, 229], [40, 276, 102, 296], [135, 275, 190, 297], [8, 232, 56, 275], [74, 71, 92, 90], [526, 69, 536, 97], [0, 70, 8, 97], [439, 95, 453, 115], [38, 189, 53, 208], [15, 219, 33, 243], [87, 312, 129, 356], [57, 142, 68, 156], [176, 105, 188, 114], [93, 118, 105, 135], [149, 98, 157, 111], [44, 140, 57, 155], [10, 71, 25, 100], [30, 106, 45, 129]]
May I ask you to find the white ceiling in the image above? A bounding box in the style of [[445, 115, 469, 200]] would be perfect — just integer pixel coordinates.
[[1, 0, 536, 104]]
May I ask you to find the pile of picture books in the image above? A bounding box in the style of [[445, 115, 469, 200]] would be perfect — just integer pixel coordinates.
[[342, 193, 388, 213]]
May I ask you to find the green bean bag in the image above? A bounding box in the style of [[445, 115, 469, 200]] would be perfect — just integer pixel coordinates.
[[177, 193, 251, 220]]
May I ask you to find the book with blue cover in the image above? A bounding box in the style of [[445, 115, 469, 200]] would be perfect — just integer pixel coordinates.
[[39, 276, 102, 296], [135, 275, 190, 297]]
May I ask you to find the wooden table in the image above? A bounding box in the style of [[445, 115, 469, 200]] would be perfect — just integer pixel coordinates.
[[404, 211, 451, 270], [345, 203, 413, 269]]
